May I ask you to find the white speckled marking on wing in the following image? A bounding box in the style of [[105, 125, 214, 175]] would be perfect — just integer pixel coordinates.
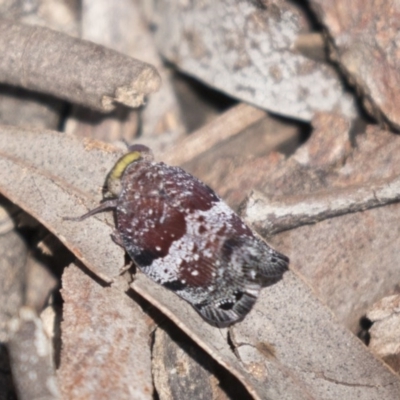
[[145, 199, 239, 302]]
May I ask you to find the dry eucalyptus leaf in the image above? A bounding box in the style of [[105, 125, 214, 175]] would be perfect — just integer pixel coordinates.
[[147, 0, 356, 121], [133, 271, 400, 399], [0, 19, 161, 112], [0, 126, 125, 282], [308, 0, 400, 128], [59, 264, 152, 400], [232, 272, 400, 400]]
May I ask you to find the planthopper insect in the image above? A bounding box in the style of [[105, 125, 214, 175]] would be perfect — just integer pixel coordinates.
[[70, 145, 289, 327]]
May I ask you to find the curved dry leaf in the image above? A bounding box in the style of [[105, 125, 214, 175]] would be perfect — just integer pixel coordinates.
[[0, 125, 125, 282], [132, 269, 400, 400], [233, 272, 400, 399], [149, 0, 356, 121]]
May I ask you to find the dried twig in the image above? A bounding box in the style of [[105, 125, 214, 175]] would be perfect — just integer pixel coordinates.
[[243, 174, 400, 235], [0, 19, 160, 112], [160, 103, 266, 165]]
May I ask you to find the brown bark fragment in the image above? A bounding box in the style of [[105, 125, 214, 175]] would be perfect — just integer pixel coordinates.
[[59, 264, 153, 400], [309, 0, 400, 128]]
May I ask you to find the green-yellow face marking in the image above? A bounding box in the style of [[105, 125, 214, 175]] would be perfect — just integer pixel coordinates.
[[107, 151, 143, 197]]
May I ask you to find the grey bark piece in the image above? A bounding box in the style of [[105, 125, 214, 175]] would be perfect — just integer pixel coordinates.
[[0, 19, 161, 112], [149, 0, 356, 121]]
